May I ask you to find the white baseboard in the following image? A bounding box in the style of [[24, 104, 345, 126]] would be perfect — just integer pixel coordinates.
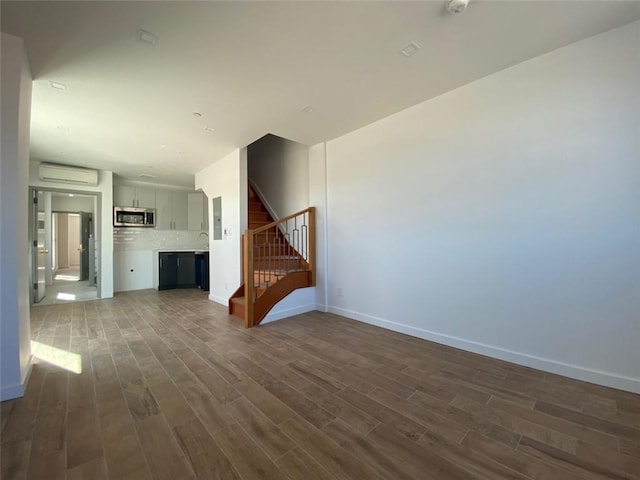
[[0, 355, 33, 401], [209, 293, 228, 307], [315, 304, 328, 313], [1, 382, 26, 401], [262, 303, 317, 324], [328, 306, 640, 394]]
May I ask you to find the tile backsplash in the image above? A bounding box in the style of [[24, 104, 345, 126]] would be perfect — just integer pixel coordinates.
[[114, 228, 209, 251]]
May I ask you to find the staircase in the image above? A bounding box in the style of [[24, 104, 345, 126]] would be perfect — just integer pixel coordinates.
[[229, 186, 315, 327]]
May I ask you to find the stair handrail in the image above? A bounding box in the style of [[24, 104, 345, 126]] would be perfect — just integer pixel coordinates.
[[243, 206, 316, 327], [250, 207, 316, 234]]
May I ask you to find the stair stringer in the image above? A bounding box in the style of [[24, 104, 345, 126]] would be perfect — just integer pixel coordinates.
[[248, 179, 278, 224], [252, 271, 312, 326]]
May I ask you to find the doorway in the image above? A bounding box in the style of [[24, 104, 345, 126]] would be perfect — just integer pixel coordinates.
[[31, 189, 99, 305]]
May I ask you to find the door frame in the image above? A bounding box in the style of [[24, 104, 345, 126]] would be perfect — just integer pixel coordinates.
[[29, 187, 102, 305], [31, 190, 46, 303]]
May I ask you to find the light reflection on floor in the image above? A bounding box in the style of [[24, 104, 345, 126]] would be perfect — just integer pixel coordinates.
[[55, 274, 80, 281], [31, 340, 82, 374], [56, 292, 77, 301], [35, 267, 97, 306]]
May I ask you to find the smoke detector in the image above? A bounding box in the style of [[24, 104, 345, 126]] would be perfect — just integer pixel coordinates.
[[446, 0, 469, 14]]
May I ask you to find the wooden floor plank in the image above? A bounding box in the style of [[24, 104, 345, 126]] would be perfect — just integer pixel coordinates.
[[173, 417, 241, 480], [518, 435, 638, 480], [367, 387, 468, 443], [417, 429, 533, 480], [298, 382, 380, 436], [1, 440, 31, 480], [407, 390, 522, 447], [275, 447, 337, 480], [337, 387, 426, 440], [66, 404, 104, 469], [225, 396, 295, 460], [367, 423, 485, 480], [1, 292, 636, 480], [462, 431, 587, 480], [211, 423, 283, 480], [279, 415, 385, 480], [135, 415, 194, 480], [322, 418, 418, 480], [66, 457, 108, 480], [99, 411, 152, 480], [264, 380, 335, 429]]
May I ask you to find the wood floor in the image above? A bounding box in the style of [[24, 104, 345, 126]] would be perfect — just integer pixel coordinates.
[[2, 289, 639, 480]]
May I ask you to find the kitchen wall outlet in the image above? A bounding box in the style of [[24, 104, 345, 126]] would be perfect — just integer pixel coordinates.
[[337, 287, 343, 297]]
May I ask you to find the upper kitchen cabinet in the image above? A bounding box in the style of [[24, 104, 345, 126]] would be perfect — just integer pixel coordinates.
[[187, 192, 208, 231], [114, 185, 156, 208], [156, 190, 188, 230]]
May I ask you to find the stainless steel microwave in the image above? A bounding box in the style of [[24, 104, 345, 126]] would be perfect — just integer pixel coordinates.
[[113, 206, 156, 227]]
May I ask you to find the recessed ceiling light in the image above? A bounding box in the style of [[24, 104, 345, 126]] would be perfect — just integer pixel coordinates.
[[302, 105, 313, 113], [68, 194, 75, 197], [192, 112, 202, 118], [159, 144, 166, 148], [399, 41, 421, 57], [203, 126, 214, 132], [446, 0, 469, 14], [139, 173, 156, 179], [50, 81, 67, 91], [137, 29, 158, 46]]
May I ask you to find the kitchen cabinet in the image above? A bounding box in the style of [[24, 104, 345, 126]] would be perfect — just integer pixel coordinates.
[[187, 192, 208, 231], [176, 252, 196, 287], [156, 190, 188, 230], [195, 251, 209, 291], [114, 185, 155, 208], [158, 252, 178, 290], [114, 250, 153, 292], [158, 251, 197, 290]]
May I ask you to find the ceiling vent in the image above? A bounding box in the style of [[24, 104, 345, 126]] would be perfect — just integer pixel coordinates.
[[38, 163, 99, 186]]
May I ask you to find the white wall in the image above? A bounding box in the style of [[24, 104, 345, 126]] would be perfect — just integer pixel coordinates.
[[261, 287, 317, 324], [324, 22, 640, 392], [248, 134, 309, 218], [29, 163, 114, 299], [309, 142, 328, 311], [68, 214, 80, 266], [52, 194, 95, 212], [0, 33, 33, 400], [195, 149, 248, 305], [56, 213, 70, 269]]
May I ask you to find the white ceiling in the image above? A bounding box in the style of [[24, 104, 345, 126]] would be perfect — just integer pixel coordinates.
[[2, 1, 639, 188]]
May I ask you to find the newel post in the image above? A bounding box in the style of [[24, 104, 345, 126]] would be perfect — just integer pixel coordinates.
[[243, 230, 254, 327], [308, 207, 316, 287]]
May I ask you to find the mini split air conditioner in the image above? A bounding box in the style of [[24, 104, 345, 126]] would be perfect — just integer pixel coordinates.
[[38, 163, 99, 186]]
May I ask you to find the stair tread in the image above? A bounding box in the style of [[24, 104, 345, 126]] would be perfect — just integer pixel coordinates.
[[231, 296, 245, 305]]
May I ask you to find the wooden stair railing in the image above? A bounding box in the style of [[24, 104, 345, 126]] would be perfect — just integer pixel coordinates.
[[229, 206, 315, 327]]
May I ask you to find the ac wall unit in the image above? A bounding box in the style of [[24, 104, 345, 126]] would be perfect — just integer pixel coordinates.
[[38, 163, 99, 186]]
